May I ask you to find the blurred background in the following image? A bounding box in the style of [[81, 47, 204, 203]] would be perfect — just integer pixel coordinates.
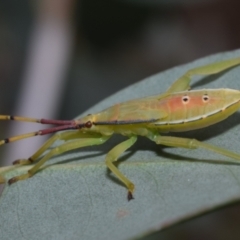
[[0, 0, 240, 239]]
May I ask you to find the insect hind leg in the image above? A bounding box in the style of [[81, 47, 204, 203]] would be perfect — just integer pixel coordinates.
[[149, 135, 240, 161], [167, 58, 240, 93]]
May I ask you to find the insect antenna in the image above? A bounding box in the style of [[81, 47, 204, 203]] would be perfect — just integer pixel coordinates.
[[0, 115, 85, 146], [0, 115, 74, 125]]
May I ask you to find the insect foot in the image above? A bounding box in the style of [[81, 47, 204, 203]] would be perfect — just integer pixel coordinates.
[[12, 159, 21, 165], [128, 191, 134, 201], [12, 158, 33, 165], [8, 172, 31, 185], [8, 177, 18, 185], [127, 182, 135, 201]]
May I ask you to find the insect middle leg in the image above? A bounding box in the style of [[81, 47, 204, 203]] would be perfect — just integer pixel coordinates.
[[149, 135, 240, 161], [105, 136, 137, 200], [8, 133, 110, 184]]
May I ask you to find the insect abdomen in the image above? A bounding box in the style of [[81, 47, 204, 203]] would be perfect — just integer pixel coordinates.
[[155, 89, 240, 132]]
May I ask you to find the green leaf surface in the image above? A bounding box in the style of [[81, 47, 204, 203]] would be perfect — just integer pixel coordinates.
[[1, 50, 240, 240]]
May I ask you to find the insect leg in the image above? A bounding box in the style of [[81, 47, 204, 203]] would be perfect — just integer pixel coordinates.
[[105, 136, 137, 201], [150, 135, 240, 160], [13, 131, 102, 165], [8, 135, 110, 184], [167, 58, 240, 93]]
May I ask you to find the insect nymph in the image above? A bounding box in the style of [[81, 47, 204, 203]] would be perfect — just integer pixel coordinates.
[[1, 58, 240, 200]]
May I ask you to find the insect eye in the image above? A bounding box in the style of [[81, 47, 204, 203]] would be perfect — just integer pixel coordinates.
[[85, 121, 92, 128], [182, 96, 190, 104], [202, 94, 209, 102]]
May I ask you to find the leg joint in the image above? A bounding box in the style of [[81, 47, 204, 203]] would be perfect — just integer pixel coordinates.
[[188, 139, 198, 149]]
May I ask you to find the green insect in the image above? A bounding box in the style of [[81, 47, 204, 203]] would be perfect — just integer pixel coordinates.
[[1, 58, 240, 200]]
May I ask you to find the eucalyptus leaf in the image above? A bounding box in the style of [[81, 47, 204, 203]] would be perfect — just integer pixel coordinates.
[[1, 49, 240, 240]]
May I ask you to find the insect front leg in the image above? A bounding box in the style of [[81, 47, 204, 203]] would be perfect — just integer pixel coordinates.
[[13, 131, 103, 165], [105, 136, 137, 201], [167, 58, 240, 93], [8, 134, 110, 184], [149, 135, 240, 161]]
